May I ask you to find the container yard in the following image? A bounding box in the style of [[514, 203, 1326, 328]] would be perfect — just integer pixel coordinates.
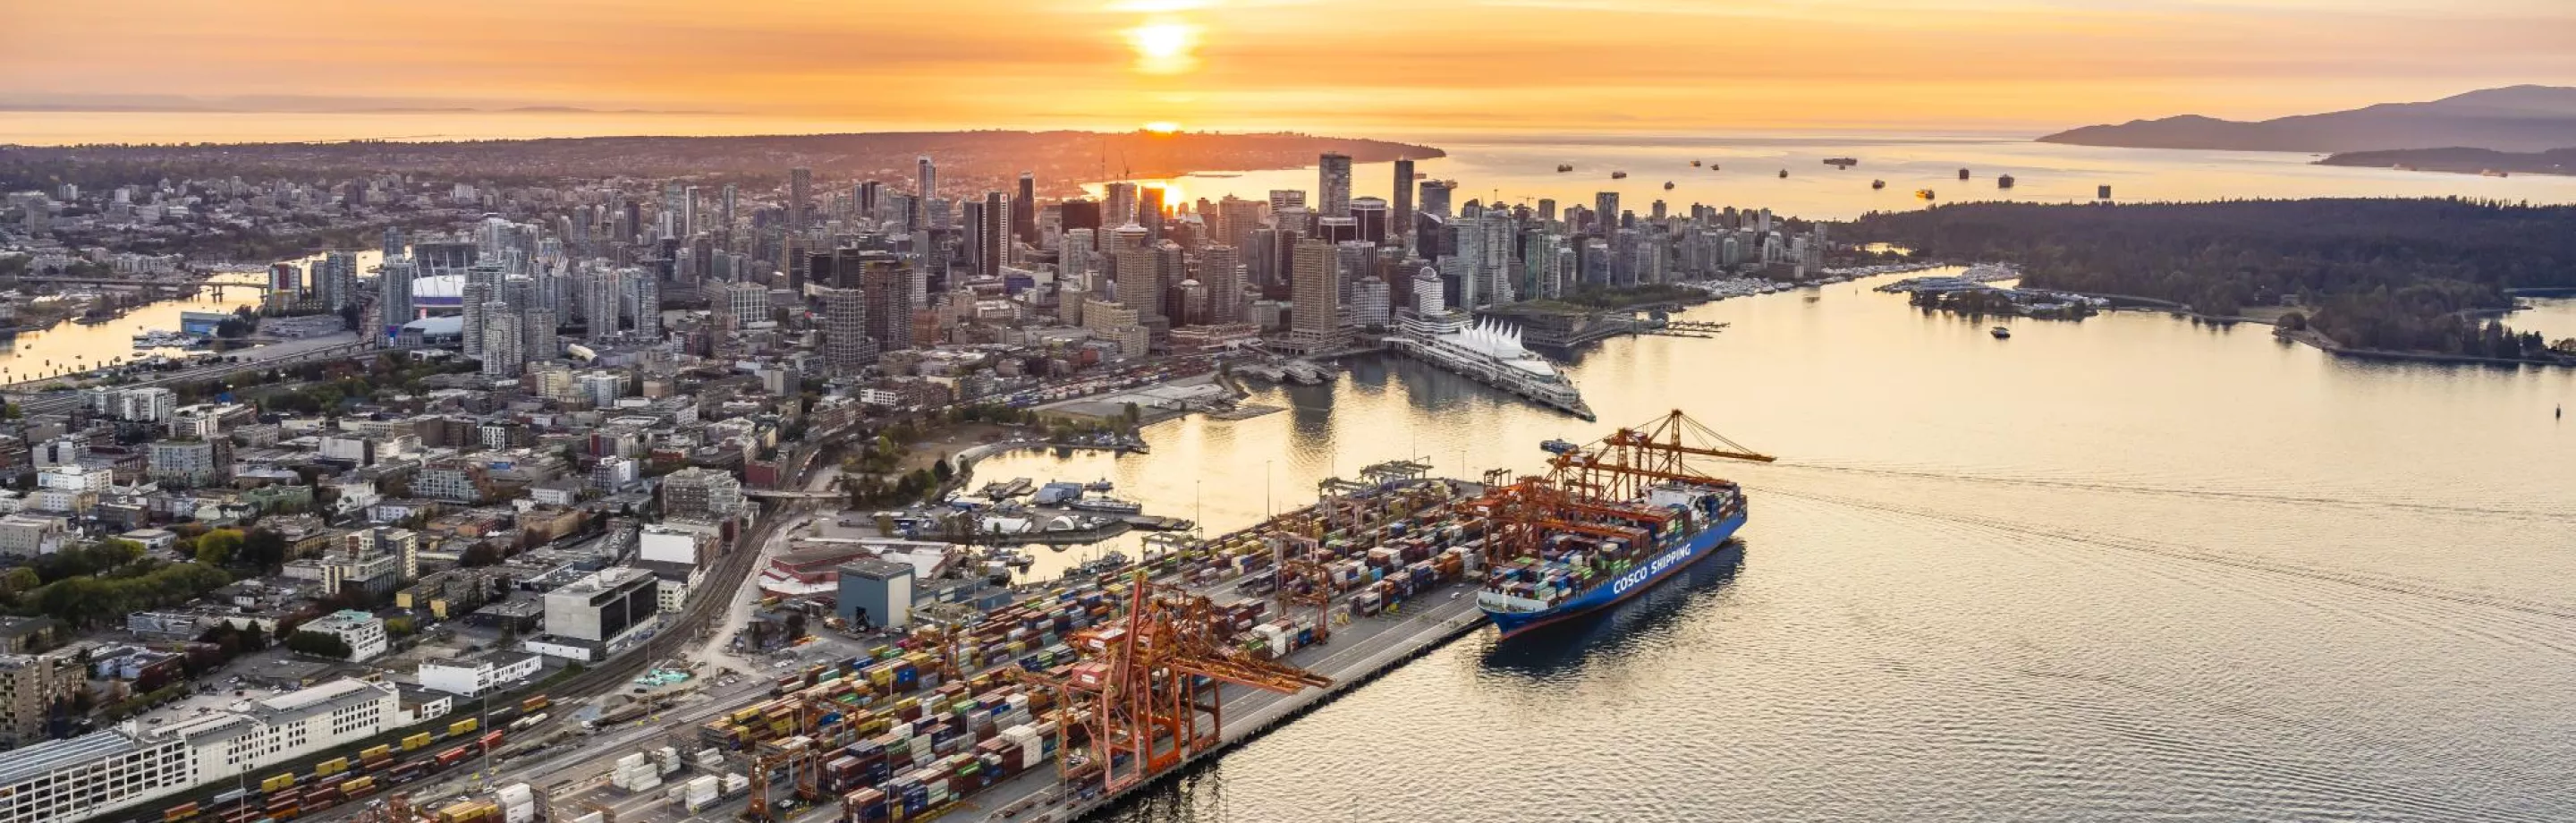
[[200, 415, 1758, 823], [508, 462, 1496, 823]]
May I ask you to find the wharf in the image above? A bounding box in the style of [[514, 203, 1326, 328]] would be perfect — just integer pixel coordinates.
[[837, 579, 1493, 823]]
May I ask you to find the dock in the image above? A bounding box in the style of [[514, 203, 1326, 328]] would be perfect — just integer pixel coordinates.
[[940, 587, 1489, 822]]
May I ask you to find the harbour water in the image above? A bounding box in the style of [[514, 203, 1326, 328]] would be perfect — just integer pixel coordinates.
[[1100, 132, 2576, 221], [969, 271, 2576, 821]]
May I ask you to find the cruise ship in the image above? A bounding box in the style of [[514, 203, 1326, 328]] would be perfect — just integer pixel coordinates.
[[1394, 311, 1593, 420]]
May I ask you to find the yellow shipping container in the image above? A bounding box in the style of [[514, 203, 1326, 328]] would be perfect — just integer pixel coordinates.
[[360, 745, 393, 762], [315, 757, 348, 776], [447, 718, 479, 736], [260, 773, 295, 793], [402, 733, 433, 751]]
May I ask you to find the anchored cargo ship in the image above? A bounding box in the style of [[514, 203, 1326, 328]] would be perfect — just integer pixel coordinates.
[[1473, 412, 1772, 636]]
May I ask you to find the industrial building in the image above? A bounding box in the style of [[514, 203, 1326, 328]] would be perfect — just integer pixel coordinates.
[[0, 679, 434, 823], [530, 567, 660, 662]]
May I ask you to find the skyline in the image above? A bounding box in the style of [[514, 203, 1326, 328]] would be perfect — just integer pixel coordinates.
[[11, 0, 2576, 136]]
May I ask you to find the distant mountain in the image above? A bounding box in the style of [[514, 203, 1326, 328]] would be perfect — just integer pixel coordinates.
[[2038, 86, 2576, 153], [2318, 147, 2576, 176]]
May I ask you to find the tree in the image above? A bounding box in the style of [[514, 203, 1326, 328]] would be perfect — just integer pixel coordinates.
[[285, 630, 354, 660], [2277, 311, 2308, 332], [240, 530, 290, 572], [193, 529, 245, 567]]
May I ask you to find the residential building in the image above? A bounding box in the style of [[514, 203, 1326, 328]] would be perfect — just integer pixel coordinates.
[[661, 467, 745, 520]]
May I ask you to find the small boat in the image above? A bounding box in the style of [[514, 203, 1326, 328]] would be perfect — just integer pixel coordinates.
[[1557, 164, 1574, 173], [1539, 438, 1580, 455], [1663, 182, 1675, 191], [1996, 174, 2016, 189], [1610, 171, 1628, 179], [1823, 157, 1858, 169], [1991, 327, 2012, 339], [1871, 180, 1885, 190], [1916, 189, 1937, 200], [1709, 164, 1719, 171], [1690, 160, 1702, 167], [1958, 168, 1971, 180], [1777, 169, 1788, 178], [1083, 478, 1115, 492]]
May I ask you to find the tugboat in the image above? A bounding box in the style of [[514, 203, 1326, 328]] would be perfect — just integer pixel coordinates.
[[1990, 327, 2012, 339], [1996, 174, 2016, 189], [1916, 189, 1937, 200], [1690, 160, 1702, 167], [1871, 180, 1886, 190], [1777, 169, 1788, 178], [1663, 181, 1675, 191]]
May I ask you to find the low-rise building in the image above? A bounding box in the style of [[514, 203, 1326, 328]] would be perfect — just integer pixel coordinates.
[[416, 650, 542, 698], [297, 610, 388, 662]]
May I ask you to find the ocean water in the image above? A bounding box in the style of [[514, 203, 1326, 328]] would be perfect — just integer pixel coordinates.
[[1102, 132, 2576, 221], [969, 270, 2576, 822]]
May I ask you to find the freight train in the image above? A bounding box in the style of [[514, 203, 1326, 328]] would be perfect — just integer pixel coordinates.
[[154, 695, 548, 823]]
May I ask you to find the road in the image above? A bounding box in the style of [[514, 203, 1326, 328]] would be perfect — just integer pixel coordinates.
[[298, 455, 852, 822]]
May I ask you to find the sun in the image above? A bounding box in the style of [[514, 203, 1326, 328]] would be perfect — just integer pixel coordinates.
[[1143, 122, 1180, 134], [1125, 21, 1200, 75]]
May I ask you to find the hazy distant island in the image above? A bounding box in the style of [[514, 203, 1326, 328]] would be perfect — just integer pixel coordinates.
[[2037, 85, 2576, 154], [2317, 147, 2575, 177], [0, 130, 1445, 196], [1853, 199, 2576, 365]]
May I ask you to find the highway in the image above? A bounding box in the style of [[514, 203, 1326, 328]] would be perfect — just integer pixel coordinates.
[[4, 334, 375, 412]]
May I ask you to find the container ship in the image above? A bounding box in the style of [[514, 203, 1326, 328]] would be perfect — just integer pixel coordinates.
[[1472, 412, 1772, 636]]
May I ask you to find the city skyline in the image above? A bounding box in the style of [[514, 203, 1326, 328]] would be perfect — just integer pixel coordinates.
[[10, 0, 2576, 136]]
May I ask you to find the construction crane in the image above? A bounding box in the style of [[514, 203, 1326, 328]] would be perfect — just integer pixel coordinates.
[[1473, 410, 1772, 564], [1024, 570, 1332, 797]]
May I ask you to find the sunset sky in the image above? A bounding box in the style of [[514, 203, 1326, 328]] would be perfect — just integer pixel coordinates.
[[11, 0, 2575, 134]]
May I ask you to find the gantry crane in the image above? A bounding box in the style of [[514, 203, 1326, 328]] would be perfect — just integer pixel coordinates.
[[1022, 570, 1332, 796], [1472, 410, 1773, 564], [1266, 533, 1336, 645]]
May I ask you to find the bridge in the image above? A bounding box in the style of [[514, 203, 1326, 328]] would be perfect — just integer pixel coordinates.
[[3, 338, 379, 415], [742, 488, 842, 501]]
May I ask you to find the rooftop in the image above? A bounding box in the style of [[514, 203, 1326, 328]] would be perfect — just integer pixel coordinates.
[[0, 729, 148, 787]]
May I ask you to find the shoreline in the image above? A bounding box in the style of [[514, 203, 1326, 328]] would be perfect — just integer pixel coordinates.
[[2271, 327, 2574, 369]]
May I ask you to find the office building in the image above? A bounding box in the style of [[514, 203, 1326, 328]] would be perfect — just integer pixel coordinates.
[[1014, 172, 1037, 242], [1392, 158, 1416, 250], [535, 567, 660, 659], [1199, 245, 1242, 324], [417, 650, 542, 698], [1114, 247, 1164, 322], [1352, 197, 1389, 246], [788, 167, 811, 231], [299, 610, 388, 663], [1289, 239, 1343, 350], [1318, 153, 1352, 218], [377, 258, 416, 341], [1419, 180, 1455, 219]]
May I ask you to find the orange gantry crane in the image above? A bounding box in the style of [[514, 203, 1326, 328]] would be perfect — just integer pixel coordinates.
[[1472, 410, 1774, 564], [1022, 570, 1333, 797]]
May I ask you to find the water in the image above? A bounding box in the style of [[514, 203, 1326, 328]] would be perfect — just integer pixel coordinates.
[[1099, 133, 2576, 221], [0, 249, 382, 385], [967, 271, 2576, 821]]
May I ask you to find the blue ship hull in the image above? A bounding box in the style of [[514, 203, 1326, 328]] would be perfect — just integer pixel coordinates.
[[1485, 511, 1745, 636]]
